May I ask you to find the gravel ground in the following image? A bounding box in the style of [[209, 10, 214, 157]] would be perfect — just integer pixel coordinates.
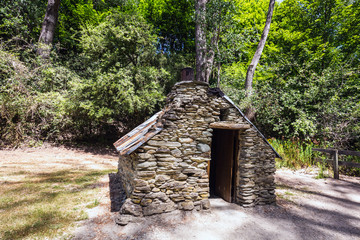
[[1, 146, 359, 239], [73, 168, 360, 240]]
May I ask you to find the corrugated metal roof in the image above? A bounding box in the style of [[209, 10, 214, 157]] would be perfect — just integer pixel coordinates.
[[113, 111, 164, 155]]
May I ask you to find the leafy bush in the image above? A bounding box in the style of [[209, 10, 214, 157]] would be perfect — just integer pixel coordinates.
[[0, 12, 173, 146], [0, 48, 73, 146], [67, 13, 168, 137]]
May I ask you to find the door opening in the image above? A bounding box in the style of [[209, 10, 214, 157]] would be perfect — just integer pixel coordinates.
[[209, 129, 239, 202]]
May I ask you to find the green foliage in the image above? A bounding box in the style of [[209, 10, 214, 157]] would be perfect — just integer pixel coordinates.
[[220, 0, 360, 150], [220, 0, 279, 85], [0, 48, 74, 146], [138, 0, 195, 54], [56, 0, 115, 52], [80, 13, 158, 71], [0, 9, 173, 146], [70, 13, 168, 134], [269, 139, 318, 169], [315, 161, 329, 179], [0, 0, 45, 45], [0, 0, 359, 153]]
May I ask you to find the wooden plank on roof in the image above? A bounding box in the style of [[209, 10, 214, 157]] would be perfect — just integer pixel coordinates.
[[113, 111, 164, 154], [122, 127, 163, 155], [113, 111, 162, 149], [210, 122, 251, 130]]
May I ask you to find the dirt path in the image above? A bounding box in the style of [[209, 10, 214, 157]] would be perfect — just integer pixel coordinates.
[[0, 145, 118, 174], [74, 170, 360, 240], [1, 147, 359, 239]]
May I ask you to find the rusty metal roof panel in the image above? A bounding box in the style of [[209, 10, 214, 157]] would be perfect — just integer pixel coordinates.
[[113, 111, 163, 155]]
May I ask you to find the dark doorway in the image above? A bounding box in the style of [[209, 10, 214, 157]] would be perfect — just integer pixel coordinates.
[[210, 129, 239, 202]]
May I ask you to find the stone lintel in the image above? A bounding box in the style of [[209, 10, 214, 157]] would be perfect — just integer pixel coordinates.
[[210, 122, 251, 130]]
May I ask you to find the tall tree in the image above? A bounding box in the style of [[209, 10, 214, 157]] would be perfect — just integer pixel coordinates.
[[195, 0, 207, 82], [244, 0, 275, 120], [37, 0, 61, 58]]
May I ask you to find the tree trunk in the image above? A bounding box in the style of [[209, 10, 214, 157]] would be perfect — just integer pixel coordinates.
[[245, 0, 275, 120], [195, 0, 207, 82], [37, 0, 61, 59], [206, 19, 221, 83]]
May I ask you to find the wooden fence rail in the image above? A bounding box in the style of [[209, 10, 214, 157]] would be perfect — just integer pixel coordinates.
[[313, 148, 360, 179]]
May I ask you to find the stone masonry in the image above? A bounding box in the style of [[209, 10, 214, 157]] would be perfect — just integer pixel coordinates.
[[116, 80, 277, 222]]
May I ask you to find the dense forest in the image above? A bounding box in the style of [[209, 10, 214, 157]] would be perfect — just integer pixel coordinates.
[[0, 0, 359, 156]]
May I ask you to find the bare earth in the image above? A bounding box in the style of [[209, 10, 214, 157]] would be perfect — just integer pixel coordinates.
[[1, 146, 360, 240]]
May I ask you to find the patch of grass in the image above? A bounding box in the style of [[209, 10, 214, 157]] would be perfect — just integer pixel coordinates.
[[284, 191, 294, 196], [315, 161, 329, 179], [269, 139, 323, 169], [276, 193, 297, 205], [0, 169, 114, 240], [11, 170, 29, 175], [86, 199, 100, 209]]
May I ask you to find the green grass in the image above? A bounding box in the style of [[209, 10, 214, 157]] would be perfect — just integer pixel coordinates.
[[284, 191, 294, 196], [0, 169, 114, 240], [269, 139, 320, 169], [269, 139, 360, 177], [315, 161, 330, 179], [86, 199, 100, 209]]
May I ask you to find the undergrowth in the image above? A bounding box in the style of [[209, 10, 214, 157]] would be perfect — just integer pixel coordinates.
[[270, 139, 360, 177], [269, 139, 320, 169]]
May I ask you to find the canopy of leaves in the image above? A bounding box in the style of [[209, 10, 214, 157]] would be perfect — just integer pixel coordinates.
[[0, 0, 359, 150]]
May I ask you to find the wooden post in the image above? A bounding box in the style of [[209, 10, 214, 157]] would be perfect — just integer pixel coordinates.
[[333, 149, 339, 179]]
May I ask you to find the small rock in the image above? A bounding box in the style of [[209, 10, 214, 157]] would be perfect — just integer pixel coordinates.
[[201, 199, 210, 209], [190, 157, 208, 163], [152, 187, 160, 192], [171, 148, 182, 157], [120, 199, 143, 216], [196, 143, 211, 153], [114, 214, 134, 226], [174, 173, 188, 181], [143, 202, 175, 216], [179, 138, 194, 143], [147, 140, 181, 148], [140, 198, 153, 206], [181, 201, 194, 211], [137, 161, 157, 169], [138, 153, 152, 159]]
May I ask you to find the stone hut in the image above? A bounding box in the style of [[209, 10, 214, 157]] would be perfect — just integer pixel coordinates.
[[113, 69, 280, 218]]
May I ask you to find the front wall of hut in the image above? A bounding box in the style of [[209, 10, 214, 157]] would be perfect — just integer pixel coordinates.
[[118, 81, 276, 216]]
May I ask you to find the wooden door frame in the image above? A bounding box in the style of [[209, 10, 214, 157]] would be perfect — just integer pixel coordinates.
[[209, 129, 239, 203], [231, 131, 239, 202]]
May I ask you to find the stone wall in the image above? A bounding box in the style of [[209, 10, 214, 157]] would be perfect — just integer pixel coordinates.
[[213, 100, 277, 207], [118, 154, 137, 198], [117, 80, 276, 220], [236, 130, 276, 207]]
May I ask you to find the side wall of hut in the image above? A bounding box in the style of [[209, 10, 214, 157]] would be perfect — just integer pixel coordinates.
[[237, 130, 276, 206], [118, 154, 137, 198], [215, 100, 276, 207]]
